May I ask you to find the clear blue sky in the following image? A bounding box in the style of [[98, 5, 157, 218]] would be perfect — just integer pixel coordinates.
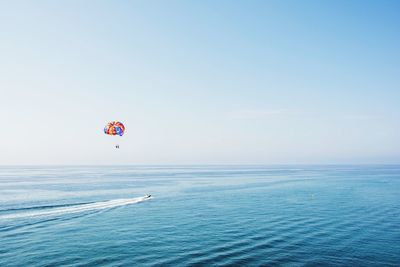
[[0, 0, 399, 164]]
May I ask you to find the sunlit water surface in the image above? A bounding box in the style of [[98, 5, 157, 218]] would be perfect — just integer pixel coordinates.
[[0, 165, 399, 266]]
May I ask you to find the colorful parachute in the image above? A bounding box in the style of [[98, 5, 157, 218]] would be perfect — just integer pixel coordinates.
[[104, 121, 125, 136]]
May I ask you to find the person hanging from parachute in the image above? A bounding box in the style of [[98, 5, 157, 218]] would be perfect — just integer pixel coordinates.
[[104, 121, 125, 148]]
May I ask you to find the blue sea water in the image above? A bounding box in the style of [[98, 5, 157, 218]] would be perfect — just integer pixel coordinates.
[[0, 165, 399, 266]]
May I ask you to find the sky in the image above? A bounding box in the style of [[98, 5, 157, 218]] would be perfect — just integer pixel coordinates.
[[0, 0, 399, 165]]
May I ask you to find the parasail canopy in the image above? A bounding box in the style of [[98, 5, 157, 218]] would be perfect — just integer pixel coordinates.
[[104, 121, 125, 136]]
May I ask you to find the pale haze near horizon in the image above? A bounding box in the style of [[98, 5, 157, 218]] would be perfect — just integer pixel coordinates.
[[0, 1, 399, 165]]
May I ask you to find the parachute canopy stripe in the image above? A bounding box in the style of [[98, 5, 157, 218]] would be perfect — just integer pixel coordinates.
[[104, 121, 125, 136]]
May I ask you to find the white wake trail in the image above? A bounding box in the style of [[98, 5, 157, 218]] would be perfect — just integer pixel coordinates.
[[0, 196, 151, 220]]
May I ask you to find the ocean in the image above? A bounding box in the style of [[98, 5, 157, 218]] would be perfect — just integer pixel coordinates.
[[0, 165, 399, 266]]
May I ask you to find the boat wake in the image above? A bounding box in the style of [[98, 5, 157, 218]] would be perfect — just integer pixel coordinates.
[[0, 196, 151, 220]]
